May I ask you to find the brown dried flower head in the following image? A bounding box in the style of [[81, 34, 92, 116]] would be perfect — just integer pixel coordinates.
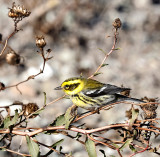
[[6, 51, 21, 65], [112, 18, 122, 30], [8, 2, 31, 21], [141, 104, 158, 119], [141, 96, 158, 103], [22, 103, 39, 118], [140, 97, 158, 119], [36, 36, 46, 49], [0, 82, 5, 91]]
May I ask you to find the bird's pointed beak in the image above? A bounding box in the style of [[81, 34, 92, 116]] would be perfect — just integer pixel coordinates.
[[54, 86, 63, 90]]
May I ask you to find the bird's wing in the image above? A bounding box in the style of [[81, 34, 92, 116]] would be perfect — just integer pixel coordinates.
[[82, 84, 130, 97]]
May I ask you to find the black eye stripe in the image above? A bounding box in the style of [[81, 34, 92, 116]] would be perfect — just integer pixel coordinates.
[[64, 83, 80, 91]]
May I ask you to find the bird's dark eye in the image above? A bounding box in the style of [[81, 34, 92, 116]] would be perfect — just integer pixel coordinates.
[[64, 85, 70, 90]]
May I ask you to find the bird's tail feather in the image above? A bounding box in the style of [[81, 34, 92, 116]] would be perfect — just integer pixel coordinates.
[[115, 94, 144, 103]]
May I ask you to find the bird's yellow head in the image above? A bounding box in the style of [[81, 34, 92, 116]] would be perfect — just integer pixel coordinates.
[[55, 77, 86, 95]]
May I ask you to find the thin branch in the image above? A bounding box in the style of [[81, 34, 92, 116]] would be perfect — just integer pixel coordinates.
[[137, 127, 160, 134], [13, 94, 65, 129], [44, 94, 66, 108], [87, 134, 116, 150], [0, 31, 18, 56], [31, 137, 62, 155], [0, 146, 31, 156], [26, 94, 66, 119], [117, 148, 123, 157], [74, 100, 160, 123], [3, 121, 160, 138], [129, 142, 149, 157], [88, 30, 118, 79], [137, 118, 160, 123], [5, 48, 52, 94], [73, 101, 129, 123], [0, 123, 133, 137]]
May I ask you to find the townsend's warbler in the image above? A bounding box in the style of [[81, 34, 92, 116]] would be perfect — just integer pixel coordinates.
[[55, 77, 143, 110]]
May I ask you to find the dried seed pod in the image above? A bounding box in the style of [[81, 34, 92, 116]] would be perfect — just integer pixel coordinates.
[[141, 104, 158, 119], [8, 2, 31, 22], [6, 51, 21, 65], [140, 97, 158, 119], [112, 18, 122, 30], [0, 82, 5, 91], [141, 96, 158, 103], [36, 36, 46, 49], [22, 103, 39, 118]]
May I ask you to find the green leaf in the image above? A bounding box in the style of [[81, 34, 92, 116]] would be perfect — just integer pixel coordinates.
[[112, 143, 120, 149], [43, 92, 47, 105], [32, 108, 44, 116], [4, 110, 19, 128], [119, 138, 133, 151], [129, 108, 139, 126], [52, 139, 64, 148], [43, 139, 64, 156], [85, 136, 97, 157], [132, 108, 139, 121], [98, 48, 106, 54], [26, 136, 40, 157], [93, 72, 102, 77], [113, 48, 121, 50], [101, 64, 109, 67], [129, 144, 136, 153], [75, 132, 82, 140], [64, 106, 75, 129], [50, 114, 65, 126]]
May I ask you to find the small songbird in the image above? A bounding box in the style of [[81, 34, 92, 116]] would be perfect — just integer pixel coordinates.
[[55, 77, 144, 110]]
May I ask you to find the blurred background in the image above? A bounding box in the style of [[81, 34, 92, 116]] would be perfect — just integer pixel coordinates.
[[0, 0, 160, 156]]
